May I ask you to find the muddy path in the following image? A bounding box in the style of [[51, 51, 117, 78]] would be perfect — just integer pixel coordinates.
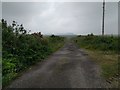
[[7, 40, 109, 88]]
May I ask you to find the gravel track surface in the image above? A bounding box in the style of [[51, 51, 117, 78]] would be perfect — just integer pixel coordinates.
[[8, 41, 109, 88]]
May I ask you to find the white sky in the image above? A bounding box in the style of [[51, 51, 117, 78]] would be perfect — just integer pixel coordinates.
[[1, 0, 119, 35], [1, 0, 120, 2]]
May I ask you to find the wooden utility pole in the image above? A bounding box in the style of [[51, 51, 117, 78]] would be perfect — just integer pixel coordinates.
[[102, 0, 105, 36]]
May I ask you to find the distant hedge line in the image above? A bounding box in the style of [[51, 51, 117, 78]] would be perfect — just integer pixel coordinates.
[[74, 35, 119, 53]]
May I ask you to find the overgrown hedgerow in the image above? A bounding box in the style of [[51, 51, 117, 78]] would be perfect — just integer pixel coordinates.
[[1, 19, 65, 87], [74, 35, 119, 53]]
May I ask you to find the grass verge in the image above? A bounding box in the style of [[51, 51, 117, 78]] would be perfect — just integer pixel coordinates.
[[73, 35, 119, 88], [84, 49, 119, 88]]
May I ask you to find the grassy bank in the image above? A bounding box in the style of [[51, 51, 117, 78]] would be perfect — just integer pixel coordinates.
[[1, 19, 65, 87], [73, 35, 119, 87]]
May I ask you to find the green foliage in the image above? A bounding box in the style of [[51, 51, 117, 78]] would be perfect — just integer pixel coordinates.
[[2, 73, 17, 87], [48, 35, 65, 52], [74, 35, 119, 53], [2, 19, 65, 87], [102, 62, 118, 79]]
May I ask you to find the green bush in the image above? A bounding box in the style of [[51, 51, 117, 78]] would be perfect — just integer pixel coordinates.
[[74, 35, 118, 53], [2, 19, 65, 87]]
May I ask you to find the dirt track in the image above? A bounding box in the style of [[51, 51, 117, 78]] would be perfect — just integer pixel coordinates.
[[8, 41, 109, 88]]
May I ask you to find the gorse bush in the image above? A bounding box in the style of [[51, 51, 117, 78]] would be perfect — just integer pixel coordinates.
[[1, 19, 65, 86]]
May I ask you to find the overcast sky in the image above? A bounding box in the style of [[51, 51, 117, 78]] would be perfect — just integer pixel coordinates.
[[2, 1, 119, 35]]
